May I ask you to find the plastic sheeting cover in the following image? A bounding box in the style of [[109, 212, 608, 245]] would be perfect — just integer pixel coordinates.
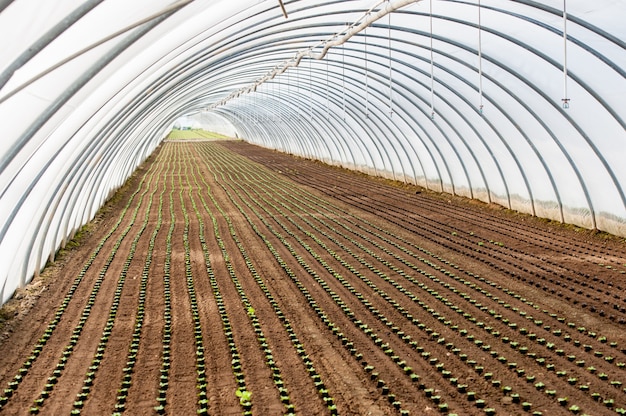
[[0, 0, 624, 304]]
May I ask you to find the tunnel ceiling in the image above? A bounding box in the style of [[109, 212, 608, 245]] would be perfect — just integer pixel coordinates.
[[0, 0, 625, 304]]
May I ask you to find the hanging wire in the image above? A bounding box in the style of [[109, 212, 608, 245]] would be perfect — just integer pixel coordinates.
[[562, 0, 570, 109], [429, 0, 435, 120], [326, 47, 330, 120], [388, 3, 394, 118], [269, 80, 276, 121], [478, 0, 484, 114], [296, 64, 301, 119], [286, 65, 291, 120], [252, 86, 259, 124], [364, 20, 370, 118], [309, 49, 313, 120], [276, 69, 283, 123], [342, 41, 346, 120]]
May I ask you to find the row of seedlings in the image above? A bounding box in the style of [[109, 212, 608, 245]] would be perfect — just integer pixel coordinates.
[[203, 146, 453, 415], [211, 176, 401, 414], [213, 146, 620, 408], [247, 179, 546, 414], [27, 155, 164, 415], [191, 150, 337, 413], [218, 141, 623, 410], [187, 142, 305, 413], [67, 160, 166, 415], [303, 184, 626, 368], [389, 186, 626, 316], [155, 158, 176, 414], [254, 165, 625, 413], [223, 164, 513, 414], [0, 156, 160, 410], [110, 162, 169, 414], [176, 150, 211, 415], [384, 242, 626, 412], [202, 145, 413, 413], [333, 182, 626, 325], [173, 144, 251, 414], [270, 175, 613, 414], [268, 186, 588, 413]]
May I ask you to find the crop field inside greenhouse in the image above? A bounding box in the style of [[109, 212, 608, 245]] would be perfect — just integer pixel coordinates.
[[1, 139, 626, 416]]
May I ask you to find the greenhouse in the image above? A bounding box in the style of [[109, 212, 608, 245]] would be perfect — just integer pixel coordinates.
[[0, 0, 625, 414]]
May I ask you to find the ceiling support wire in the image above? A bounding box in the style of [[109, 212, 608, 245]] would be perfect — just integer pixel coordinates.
[[278, 72, 282, 122], [287, 64, 291, 120], [388, 3, 394, 118], [326, 47, 330, 120], [253, 88, 257, 124], [273, 78, 278, 122], [364, 20, 370, 118], [429, 0, 435, 120], [309, 48, 313, 121], [296, 64, 301, 119], [478, 0, 484, 114], [562, 0, 570, 109], [342, 42, 346, 120]]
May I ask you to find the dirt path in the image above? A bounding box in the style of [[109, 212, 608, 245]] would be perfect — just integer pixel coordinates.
[[0, 140, 624, 415]]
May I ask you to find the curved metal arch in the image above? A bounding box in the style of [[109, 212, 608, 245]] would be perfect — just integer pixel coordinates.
[[0, 0, 14, 14], [221, 82, 335, 161], [0, 13, 185, 291], [46, 83, 180, 256], [225, 79, 374, 171], [339, 39, 422, 184], [365, 14, 587, 223], [245, 86, 339, 160], [224, 96, 323, 160], [270, 61, 400, 179], [186, 21, 473, 193], [362, 40, 490, 199], [372, 27, 570, 219], [275, 51, 453, 191], [401, 7, 625, 225], [308, 58, 419, 184], [214, 63, 386, 175], [310, 44, 450, 192], [173, 20, 460, 192], [0, 9, 180, 179], [496, 0, 626, 51], [208, 2, 620, 221], [232, 90, 359, 167], [306, 60, 404, 181], [434, 1, 626, 157], [0, 0, 106, 90], [358, 35, 517, 206]]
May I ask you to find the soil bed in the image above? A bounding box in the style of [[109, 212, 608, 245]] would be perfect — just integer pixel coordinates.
[[0, 140, 625, 415]]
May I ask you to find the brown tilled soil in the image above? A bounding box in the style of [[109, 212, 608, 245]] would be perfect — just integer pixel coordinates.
[[0, 139, 625, 416]]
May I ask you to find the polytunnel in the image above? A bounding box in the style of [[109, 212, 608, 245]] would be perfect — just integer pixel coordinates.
[[0, 0, 625, 308]]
